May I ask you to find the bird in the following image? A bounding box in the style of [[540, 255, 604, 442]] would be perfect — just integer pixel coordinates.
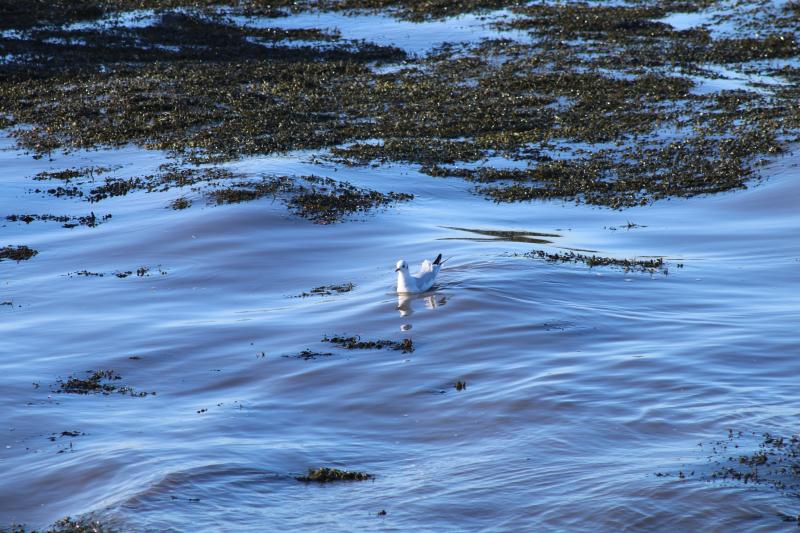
[[395, 253, 443, 294]]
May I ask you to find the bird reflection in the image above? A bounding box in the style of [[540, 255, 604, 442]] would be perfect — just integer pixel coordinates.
[[396, 292, 447, 317]]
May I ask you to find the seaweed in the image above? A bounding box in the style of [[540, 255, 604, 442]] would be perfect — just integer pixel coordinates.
[[293, 350, 334, 360], [1, 517, 116, 533], [296, 467, 373, 482], [520, 249, 667, 274], [54, 369, 152, 396], [0, 0, 796, 210], [6, 213, 111, 228], [295, 282, 355, 297], [0, 246, 38, 262], [210, 176, 412, 223], [322, 335, 414, 352]]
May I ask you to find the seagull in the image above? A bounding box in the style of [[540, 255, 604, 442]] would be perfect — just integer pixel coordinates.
[[395, 253, 443, 294]]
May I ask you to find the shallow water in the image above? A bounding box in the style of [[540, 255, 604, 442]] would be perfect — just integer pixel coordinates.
[[2, 7, 800, 533]]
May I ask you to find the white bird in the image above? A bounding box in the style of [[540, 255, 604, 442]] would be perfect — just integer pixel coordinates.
[[395, 253, 443, 293]]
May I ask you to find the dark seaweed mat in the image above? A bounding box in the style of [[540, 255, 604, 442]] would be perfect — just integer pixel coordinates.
[[0, 1, 798, 209]]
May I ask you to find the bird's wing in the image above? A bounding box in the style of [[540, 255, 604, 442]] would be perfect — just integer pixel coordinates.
[[413, 266, 440, 292], [420, 259, 433, 273]]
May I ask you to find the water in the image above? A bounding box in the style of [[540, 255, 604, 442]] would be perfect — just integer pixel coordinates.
[[2, 8, 800, 533]]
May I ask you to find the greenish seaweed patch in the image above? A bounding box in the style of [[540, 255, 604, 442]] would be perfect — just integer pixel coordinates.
[[296, 467, 373, 482], [0, 245, 38, 262], [520, 250, 667, 274]]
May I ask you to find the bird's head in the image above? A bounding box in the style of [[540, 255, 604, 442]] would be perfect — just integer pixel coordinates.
[[395, 260, 408, 272]]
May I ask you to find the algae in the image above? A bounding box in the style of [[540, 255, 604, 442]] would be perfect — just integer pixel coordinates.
[[0, 245, 38, 262], [295, 282, 355, 297], [0, 0, 797, 210], [322, 335, 414, 353], [1, 517, 116, 533], [55, 369, 152, 396], [296, 467, 373, 482], [6, 213, 111, 228], [210, 176, 412, 224], [520, 249, 668, 274]]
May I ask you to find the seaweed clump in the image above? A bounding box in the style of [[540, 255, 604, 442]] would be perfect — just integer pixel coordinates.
[[210, 176, 412, 224], [296, 467, 373, 482], [521, 250, 667, 274], [55, 369, 152, 397], [296, 282, 355, 297], [323, 335, 414, 353], [0, 246, 38, 262], [1, 516, 116, 533], [7, 213, 111, 228]]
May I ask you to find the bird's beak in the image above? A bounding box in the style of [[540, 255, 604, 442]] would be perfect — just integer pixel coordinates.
[[394, 267, 400, 272]]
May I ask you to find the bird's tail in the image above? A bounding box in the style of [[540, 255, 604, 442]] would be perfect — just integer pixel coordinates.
[[433, 253, 442, 265]]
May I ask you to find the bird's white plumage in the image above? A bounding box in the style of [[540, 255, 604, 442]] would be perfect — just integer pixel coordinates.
[[396, 254, 442, 293]]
